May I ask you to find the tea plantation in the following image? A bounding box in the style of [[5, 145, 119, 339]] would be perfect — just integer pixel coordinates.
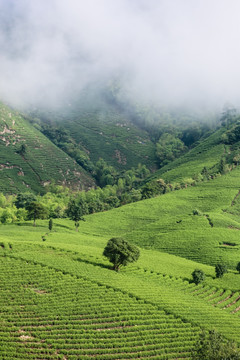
[[0, 103, 95, 193], [1, 163, 240, 359], [34, 92, 157, 171]]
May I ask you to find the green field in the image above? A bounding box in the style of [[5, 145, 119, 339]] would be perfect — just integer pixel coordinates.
[[1, 163, 240, 359]]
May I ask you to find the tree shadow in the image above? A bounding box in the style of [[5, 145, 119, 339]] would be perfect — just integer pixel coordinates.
[[75, 257, 112, 270]]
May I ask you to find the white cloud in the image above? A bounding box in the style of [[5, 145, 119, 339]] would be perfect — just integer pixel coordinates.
[[1, 0, 240, 108]]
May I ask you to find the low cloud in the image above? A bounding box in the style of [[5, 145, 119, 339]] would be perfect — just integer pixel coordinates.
[[0, 0, 240, 109]]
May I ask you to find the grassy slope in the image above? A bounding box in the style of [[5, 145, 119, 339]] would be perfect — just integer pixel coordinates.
[[148, 126, 226, 183], [68, 167, 240, 270], [0, 102, 95, 193]]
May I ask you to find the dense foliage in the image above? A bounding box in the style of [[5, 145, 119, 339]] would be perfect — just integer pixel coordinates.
[[215, 263, 228, 278], [192, 269, 205, 285], [103, 237, 140, 271], [66, 199, 85, 231], [192, 330, 240, 360], [26, 202, 48, 226], [156, 133, 187, 167]]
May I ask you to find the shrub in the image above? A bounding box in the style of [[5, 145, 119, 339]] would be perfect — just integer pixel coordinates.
[[215, 263, 228, 278], [192, 269, 205, 284], [48, 218, 53, 231]]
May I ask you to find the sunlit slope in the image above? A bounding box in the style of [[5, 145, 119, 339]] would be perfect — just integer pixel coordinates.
[[0, 103, 95, 193], [149, 127, 226, 183], [0, 222, 239, 358], [0, 255, 201, 360], [63, 165, 240, 269]]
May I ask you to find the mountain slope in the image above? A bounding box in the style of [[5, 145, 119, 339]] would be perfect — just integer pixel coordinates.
[[32, 92, 157, 171], [64, 164, 240, 271], [0, 102, 95, 193], [147, 126, 226, 184]]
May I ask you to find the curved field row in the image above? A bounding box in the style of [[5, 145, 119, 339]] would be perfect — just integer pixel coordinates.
[[0, 256, 199, 359], [1, 242, 239, 344]]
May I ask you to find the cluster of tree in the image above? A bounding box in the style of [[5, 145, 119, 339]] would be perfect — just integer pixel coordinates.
[[0, 187, 68, 225], [0, 163, 228, 227], [156, 133, 187, 167], [192, 262, 240, 285], [0, 175, 162, 225], [192, 330, 240, 359], [222, 121, 240, 145]]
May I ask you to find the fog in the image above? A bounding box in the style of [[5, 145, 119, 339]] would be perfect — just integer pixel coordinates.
[[1, 0, 240, 110]]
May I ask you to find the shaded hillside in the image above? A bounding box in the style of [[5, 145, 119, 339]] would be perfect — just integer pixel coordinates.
[[0, 103, 95, 194], [31, 91, 157, 172]]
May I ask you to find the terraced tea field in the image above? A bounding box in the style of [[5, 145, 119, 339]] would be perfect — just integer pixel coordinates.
[[0, 103, 94, 193], [0, 256, 200, 360], [0, 207, 239, 359], [68, 164, 240, 269], [39, 94, 157, 171], [1, 162, 240, 358]]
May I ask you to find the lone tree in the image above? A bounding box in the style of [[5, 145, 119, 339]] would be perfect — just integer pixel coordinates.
[[66, 199, 85, 231], [236, 262, 240, 274], [215, 263, 228, 278], [192, 269, 205, 285], [103, 237, 140, 272], [26, 202, 48, 226]]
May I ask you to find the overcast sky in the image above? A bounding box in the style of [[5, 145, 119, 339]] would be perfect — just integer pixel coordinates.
[[0, 0, 240, 109]]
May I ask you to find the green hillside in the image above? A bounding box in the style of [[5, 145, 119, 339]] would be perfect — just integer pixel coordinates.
[[1, 101, 240, 359], [72, 165, 240, 270], [1, 162, 240, 358], [32, 93, 157, 172], [146, 126, 226, 184], [0, 102, 95, 193]]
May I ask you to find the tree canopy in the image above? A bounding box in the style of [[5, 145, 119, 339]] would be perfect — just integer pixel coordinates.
[[26, 202, 48, 226], [192, 330, 240, 359], [192, 269, 205, 285], [15, 192, 37, 209], [103, 237, 140, 271], [215, 263, 228, 278], [156, 133, 186, 167], [66, 199, 85, 231]]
